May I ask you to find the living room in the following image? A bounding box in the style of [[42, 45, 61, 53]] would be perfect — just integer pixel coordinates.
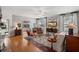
[[0, 6, 79, 52]]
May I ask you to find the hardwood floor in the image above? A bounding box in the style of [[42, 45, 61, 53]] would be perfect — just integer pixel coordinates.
[[6, 35, 42, 52], [2, 35, 56, 52]]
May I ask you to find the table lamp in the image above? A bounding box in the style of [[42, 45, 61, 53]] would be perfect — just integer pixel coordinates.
[[67, 22, 77, 35]]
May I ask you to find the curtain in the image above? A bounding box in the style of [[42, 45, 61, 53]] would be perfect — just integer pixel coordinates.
[[59, 15, 64, 32], [72, 13, 78, 34]]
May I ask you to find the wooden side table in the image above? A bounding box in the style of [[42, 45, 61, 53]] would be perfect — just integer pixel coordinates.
[[65, 35, 79, 52]]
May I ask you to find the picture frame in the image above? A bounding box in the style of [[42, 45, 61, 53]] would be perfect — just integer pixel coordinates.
[[48, 21, 57, 27], [51, 21, 57, 27]]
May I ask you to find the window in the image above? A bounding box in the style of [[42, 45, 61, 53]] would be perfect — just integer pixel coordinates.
[[63, 14, 73, 33], [63, 13, 78, 34]]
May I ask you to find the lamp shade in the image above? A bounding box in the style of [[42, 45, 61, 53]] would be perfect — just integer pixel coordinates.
[[67, 22, 77, 29]]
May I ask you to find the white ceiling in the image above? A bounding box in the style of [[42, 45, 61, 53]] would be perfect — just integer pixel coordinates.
[[1, 6, 79, 18]]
